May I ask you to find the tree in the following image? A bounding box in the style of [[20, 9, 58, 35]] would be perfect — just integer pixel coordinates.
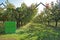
[[0, 1, 38, 28], [0, 7, 5, 21], [51, 3, 60, 27], [43, 8, 52, 25], [3, 0, 15, 21], [16, 3, 38, 28]]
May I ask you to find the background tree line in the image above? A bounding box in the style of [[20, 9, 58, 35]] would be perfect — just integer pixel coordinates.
[[0, 1, 38, 28], [33, 2, 60, 27], [0, 0, 60, 28]]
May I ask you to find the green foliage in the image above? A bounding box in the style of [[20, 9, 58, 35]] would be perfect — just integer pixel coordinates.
[[33, 2, 60, 26], [50, 3, 60, 26], [0, 1, 38, 28], [16, 24, 60, 40], [0, 22, 4, 34], [16, 3, 38, 26], [0, 23, 60, 40]]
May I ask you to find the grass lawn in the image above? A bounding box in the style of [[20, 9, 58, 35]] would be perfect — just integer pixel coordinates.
[[0, 23, 60, 40]]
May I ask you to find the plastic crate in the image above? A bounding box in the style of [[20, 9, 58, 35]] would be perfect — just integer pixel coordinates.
[[4, 21, 16, 34]]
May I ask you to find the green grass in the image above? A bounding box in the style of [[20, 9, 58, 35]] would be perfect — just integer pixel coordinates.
[[0, 23, 60, 40]]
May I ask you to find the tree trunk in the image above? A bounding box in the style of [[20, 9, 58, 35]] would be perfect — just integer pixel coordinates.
[[17, 21, 20, 28], [17, 20, 22, 28], [55, 21, 58, 27], [48, 21, 49, 25], [20, 21, 22, 26]]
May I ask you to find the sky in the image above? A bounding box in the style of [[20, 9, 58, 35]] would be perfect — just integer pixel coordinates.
[[0, 0, 57, 13]]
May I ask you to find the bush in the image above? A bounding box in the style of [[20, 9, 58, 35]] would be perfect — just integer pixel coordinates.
[[0, 21, 4, 34]]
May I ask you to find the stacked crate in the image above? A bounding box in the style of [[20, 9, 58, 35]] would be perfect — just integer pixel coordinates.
[[4, 21, 16, 34]]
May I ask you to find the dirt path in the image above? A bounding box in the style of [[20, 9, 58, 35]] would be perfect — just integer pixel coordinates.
[[0, 37, 16, 40]]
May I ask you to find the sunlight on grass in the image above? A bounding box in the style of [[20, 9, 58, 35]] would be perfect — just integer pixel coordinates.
[[0, 23, 60, 40]]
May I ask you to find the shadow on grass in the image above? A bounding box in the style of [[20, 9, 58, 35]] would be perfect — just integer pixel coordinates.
[[0, 31, 5, 35], [45, 24, 60, 33]]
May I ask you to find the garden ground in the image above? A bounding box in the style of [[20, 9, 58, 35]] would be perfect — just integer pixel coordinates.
[[0, 22, 60, 40]]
